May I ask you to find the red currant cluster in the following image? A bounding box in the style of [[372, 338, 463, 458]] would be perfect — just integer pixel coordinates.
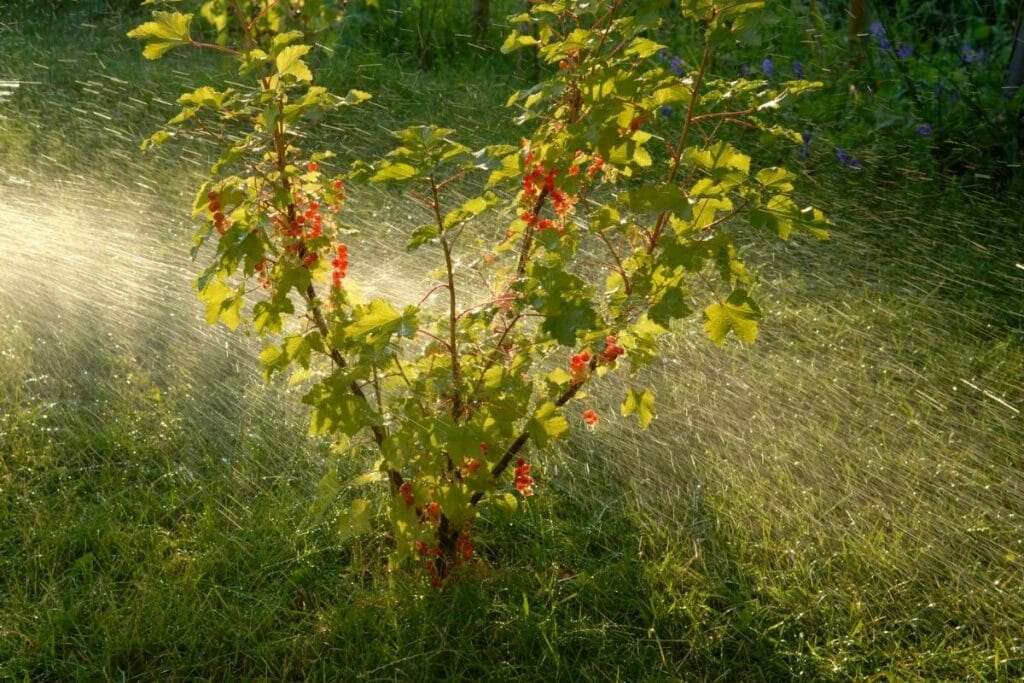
[[582, 408, 600, 428], [416, 529, 474, 586], [569, 350, 592, 385], [514, 458, 535, 497], [520, 159, 556, 202], [455, 532, 474, 562], [254, 258, 270, 289], [520, 157, 576, 231], [557, 48, 580, 71], [568, 335, 623, 386], [415, 540, 444, 586], [460, 457, 482, 478], [207, 190, 228, 235], [330, 244, 348, 288], [600, 335, 625, 363], [297, 199, 324, 240], [399, 481, 415, 507]]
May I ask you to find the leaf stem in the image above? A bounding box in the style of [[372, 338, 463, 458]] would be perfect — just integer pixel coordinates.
[[648, 43, 713, 254]]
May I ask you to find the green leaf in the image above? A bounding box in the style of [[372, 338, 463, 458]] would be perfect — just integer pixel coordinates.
[[407, 223, 440, 252], [648, 285, 693, 326], [491, 492, 518, 513], [336, 499, 373, 540], [345, 299, 415, 350], [308, 468, 343, 519], [703, 291, 759, 345], [259, 344, 288, 380], [619, 183, 691, 216], [486, 153, 522, 187], [240, 48, 269, 73], [371, 162, 419, 183], [140, 130, 171, 150], [127, 11, 193, 60], [303, 376, 378, 437], [528, 402, 569, 448], [681, 0, 715, 21], [443, 192, 500, 230], [625, 37, 666, 59], [259, 333, 321, 381], [275, 44, 313, 82], [749, 194, 798, 240], [527, 265, 599, 345], [621, 388, 656, 428], [651, 84, 691, 107], [729, 5, 775, 47], [540, 298, 599, 346]]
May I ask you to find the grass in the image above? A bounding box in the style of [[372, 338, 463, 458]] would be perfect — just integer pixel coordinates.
[[2, 5, 1023, 680]]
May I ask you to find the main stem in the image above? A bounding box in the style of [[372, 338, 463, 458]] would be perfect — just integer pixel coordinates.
[[431, 178, 463, 420]]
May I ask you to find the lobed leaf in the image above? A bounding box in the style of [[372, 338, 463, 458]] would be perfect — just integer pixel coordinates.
[[127, 11, 192, 60]]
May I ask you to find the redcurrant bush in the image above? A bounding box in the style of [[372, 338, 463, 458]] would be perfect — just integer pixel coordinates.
[[131, 0, 828, 582]]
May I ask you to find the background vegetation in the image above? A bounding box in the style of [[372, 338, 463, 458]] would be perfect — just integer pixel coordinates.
[[1, 0, 1022, 679]]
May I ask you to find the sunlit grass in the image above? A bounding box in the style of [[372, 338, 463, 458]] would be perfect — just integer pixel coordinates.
[[2, 6, 1022, 680]]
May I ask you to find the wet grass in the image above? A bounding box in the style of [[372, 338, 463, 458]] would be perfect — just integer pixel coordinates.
[[2, 6, 1023, 681]]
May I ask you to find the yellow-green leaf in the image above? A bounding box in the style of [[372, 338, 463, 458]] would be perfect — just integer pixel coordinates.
[[275, 44, 313, 82], [755, 167, 795, 192], [127, 11, 193, 60], [621, 388, 656, 428], [703, 295, 759, 345], [501, 32, 540, 54], [336, 499, 373, 540]]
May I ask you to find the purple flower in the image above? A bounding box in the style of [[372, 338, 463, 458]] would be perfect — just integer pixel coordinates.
[[895, 43, 913, 59], [659, 105, 674, 119], [793, 60, 804, 79], [916, 123, 933, 136], [670, 56, 684, 76], [800, 130, 811, 159], [658, 49, 670, 62], [836, 147, 849, 167], [879, 37, 891, 50], [869, 21, 886, 39], [761, 57, 774, 76], [848, 158, 863, 169], [961, 45, 985, 65]]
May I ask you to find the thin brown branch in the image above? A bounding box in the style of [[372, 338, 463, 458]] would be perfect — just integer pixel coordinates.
[[469, 354, 599, 506], [689, 107, 755, 123], [188, 40, 243, 57]]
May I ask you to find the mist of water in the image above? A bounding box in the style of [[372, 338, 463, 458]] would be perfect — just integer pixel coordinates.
[[2, 27, 1023, 655]]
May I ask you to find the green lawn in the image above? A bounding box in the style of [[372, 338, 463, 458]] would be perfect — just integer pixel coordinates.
[[1, 6, 1022, 680]]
